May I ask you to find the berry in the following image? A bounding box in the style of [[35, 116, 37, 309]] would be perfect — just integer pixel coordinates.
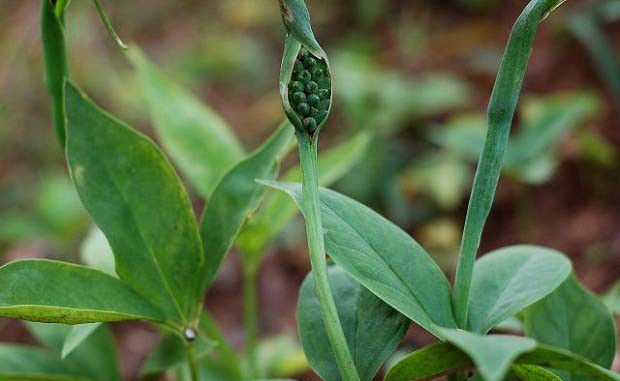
[[294, 60, 304, 73], [307, 94, 320, 106], [304, 57, 317, 69], [303, 117, 318, 132], [297, 70, 311, 84], [318, 99, 330, 111], [316, 110, 328, 123], [318, 88, 330, 99], [306, 81, 319, 94], [311, 68, 324, 79], [317, 77, 331, 90], [296, 102, 311, 116], [292, 92, 307, 104], [289, 81, 304, 92]]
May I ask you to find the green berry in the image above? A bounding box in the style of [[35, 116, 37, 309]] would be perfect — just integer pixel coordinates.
[[299, 49, 310, 60], [289, 81, 304, 92], [311, 68, 324, 79], [318, 99, 330, 111], [318, 88, 330, 99], [297, 102, 311, 116], [317, 77, 331, 90], [307, 94, 320, 106], [297, 70, 311, 84], [316, 110, 328, 122], [292, 92, 307, 104], [310, 107, 319, 117], [306, 81, 319, 94], [304, 57, 317, 69], [294, 60, 304, 73], [303, 117, 318, 132]]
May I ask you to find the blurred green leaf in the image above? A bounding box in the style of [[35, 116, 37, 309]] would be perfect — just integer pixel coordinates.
[[0, 260, 165, 324], [298, 265, 409, 381], [0, 344, 91, 381], [127, 48, 245, 197], [524, 275, 617, 380], [80, 227, 116, 277], [603, 281, 620, 315], [254, 334, 308, 378], [62, 323, 102, 359], [66, 81, 203, 322], [199, 121, 293, 290], [142, 331, 215, 377]]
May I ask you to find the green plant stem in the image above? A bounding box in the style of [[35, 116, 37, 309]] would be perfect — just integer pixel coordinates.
[[92, 0, 127, 49], [41, 0, 69, 147], [200, 312, 244, 379], [452, 0, 566, 329], [243, 261, 259, 377], [297, 132, 360, 381], [187, 343, 200, 381]]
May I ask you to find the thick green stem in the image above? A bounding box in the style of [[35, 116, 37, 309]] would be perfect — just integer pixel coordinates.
[[41, 0, 69, 147], [452, 0, 567, 328], [297, 132, 360, 381], [243, 261, 259, 377]]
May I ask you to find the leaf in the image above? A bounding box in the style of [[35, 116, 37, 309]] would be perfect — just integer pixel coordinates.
[[511, 365, 564, 380], [65, 81, 203, 323], [28, 323, 121, 381], [440, 328, 538, 381], [80, 227, 116, 277], [261, 182, 455, 337], [523, 275, 617, 380], [236, 131, 370, 258], [41, 0, 69, 147], [62, 323, 102, 359], [127, 48, 244, 196], [0, 344, 91, 381], [0, 260, 165, 324], [254, 334, 308, 378], [386, 335, 620, 381], [467, 245, 571, 334], [298, 265, 409, 381], [199, 122, 294, 289]]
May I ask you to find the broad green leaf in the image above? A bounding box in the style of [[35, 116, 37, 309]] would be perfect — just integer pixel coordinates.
[[511, 365, 563, 381], [28, 323, 121, 381], [127, 48, 244, 196], [0, 344, 90, 381], [62, 323, 102, 359], [0, 260, 164, 324], [199, 122, 294, 290], [236, 131, 371, 258], [524, 275, 617, 380], [452, 0, 569, 328], [467, 245, 571, 334], [603, 281, 620, 315], [386, 335, 620, 381], [439, 328, 537, 381], [65, 81, 203, 322], [262, 182, 455, 337], [298, 265, 409, 381], [142, 332, 215, 377], [41, 0, 69, 147]]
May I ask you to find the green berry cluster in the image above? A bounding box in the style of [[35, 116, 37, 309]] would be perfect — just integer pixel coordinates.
[[288, 48, 331, 133]]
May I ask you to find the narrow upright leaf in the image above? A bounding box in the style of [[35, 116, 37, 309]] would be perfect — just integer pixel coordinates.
[[128, 48, 245, 196], [0, 260, 165, 324], [199, 122, 294, 290], [262, 182, 456, 337], [467, 245, 571, 334], [298, 265, 409, 381], [524, 275, 617, 380], [65, 81, 203, 323]]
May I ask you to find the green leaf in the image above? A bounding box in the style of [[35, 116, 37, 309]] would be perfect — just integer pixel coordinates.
[[511, 365, 564, 381], [41, 0, 69, 147], [142, 332, 215, 377], [603, 281, 620, 315], [127, 48, 244, 196], [0, 260, 165, 324], [80, 227, 116, 277], [236, 131, 370, 258], [28, 323, 121, 381], [199, 122, 293, 290], [0, 344, 91, 381], [298, 265, 409, 381], [65, 81, 203, 323], [383, 342, 472, 381], [467, 245, 571, 334], [524, 275, 617, 380], [261, 182, 456, 337], [439, 328, 538, 381], [62, 323, 102, 359]]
